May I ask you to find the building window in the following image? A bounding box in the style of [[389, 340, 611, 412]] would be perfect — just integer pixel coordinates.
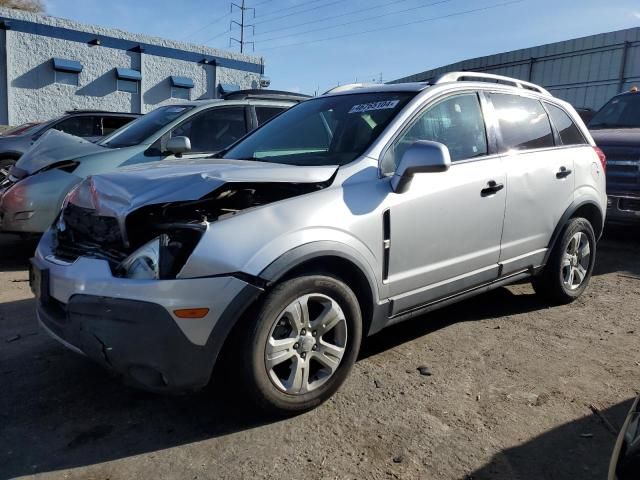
[[55, 70, 79, 86], [115, 68, 142, 94], [52, 58, 82, 87], [170, 76, 194, 100], [171, 86, 190, 100], [117, 78, 139, 93]]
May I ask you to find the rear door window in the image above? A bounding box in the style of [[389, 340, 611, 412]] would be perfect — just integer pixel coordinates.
[[491, 93, 554, 151], [544, 103, 586, 146], [171, 107, 248, 153]]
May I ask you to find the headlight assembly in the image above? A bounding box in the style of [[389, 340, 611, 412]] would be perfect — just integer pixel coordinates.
[[118, 234, 169, 279]]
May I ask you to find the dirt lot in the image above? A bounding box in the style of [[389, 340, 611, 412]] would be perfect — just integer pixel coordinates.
[[1, 227, 639, 480]]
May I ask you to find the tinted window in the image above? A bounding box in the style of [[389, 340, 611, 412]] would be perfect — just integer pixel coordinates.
[[101, 105, 193, 148], [545, 103, 586, 146], [382, 93, 487, 173], [101, 116, 135, 136], [224, 92, 414, 166], [52, 116, 97, 137], [256, 106, 285, 125], [589, 93, 640, 129], [171, 107, 247, 152], [491, 94, 554, 150]]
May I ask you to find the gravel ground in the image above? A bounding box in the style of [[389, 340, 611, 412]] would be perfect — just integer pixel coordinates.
[[1, 227, 639, 480]]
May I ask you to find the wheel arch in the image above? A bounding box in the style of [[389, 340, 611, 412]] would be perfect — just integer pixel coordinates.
[[259, 241, 383, 336], [543, 199, 604, 266]]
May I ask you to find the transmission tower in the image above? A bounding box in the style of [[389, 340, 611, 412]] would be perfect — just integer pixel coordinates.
[[230, 1, 255, 53]]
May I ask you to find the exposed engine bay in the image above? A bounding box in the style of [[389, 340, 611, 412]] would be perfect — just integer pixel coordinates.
[[54, 181, 328, 279]]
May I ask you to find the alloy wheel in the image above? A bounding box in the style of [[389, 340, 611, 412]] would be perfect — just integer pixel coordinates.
[[264, 293, 348, 395], [562, 231, 591, 290]]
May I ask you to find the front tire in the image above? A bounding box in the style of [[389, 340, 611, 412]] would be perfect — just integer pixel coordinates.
[[532, 217, 596, 304], [240, 273, 362, 415]]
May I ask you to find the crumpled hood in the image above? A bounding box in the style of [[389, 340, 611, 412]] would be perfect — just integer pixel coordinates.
[[590, 128, 640, 147], [15, 129, 108, 175], [79, 158, 338, 219]]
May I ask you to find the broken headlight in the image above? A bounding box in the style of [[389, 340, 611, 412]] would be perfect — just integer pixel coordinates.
[[118, 235, 168, 280]]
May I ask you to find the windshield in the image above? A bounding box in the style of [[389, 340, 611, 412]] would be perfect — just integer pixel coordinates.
[[589, 93, 640, 129], [223, 92, 415, 166], [100, 105, 194, 148]]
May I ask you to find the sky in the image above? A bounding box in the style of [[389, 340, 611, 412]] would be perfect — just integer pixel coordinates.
[[44, 0, 640, 95]]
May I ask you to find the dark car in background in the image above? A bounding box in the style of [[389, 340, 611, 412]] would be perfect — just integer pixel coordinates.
[[0, 110, 139, 184], [589, 88, 640, 223], [575, 107, 596, 125]]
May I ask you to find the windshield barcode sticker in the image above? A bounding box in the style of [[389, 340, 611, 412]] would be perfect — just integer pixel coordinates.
[[349, 100, 399, 114]]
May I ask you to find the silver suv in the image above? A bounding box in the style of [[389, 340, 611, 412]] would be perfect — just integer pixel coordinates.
[[31, 73, 607, 414]]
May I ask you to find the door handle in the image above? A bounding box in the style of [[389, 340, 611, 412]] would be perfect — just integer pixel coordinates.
[[480, 180, 504, 197], [556, 166, 573, 179]]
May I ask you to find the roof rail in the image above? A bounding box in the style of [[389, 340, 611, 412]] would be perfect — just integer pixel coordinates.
[[221, 89, 311, 102], [435, 71, 551, 96], [322, 83, 381, 95]]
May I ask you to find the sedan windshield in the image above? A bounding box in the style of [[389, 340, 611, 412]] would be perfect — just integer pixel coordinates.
[[100, 105, 194, 148], [223, 92, 415, 166], [589, 93, 640, 129]]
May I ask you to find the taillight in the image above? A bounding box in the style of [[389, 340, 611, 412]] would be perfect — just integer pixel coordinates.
[[593, 146, 606, 172]]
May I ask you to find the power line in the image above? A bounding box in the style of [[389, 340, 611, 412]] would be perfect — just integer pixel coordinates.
[[254, 0, 417, 37], [253, 0, 332, 21], [258, 0, 525, 51], [254, 0, 345, 26], [179, 11, 232, 41], [257, 0, 456, 43]]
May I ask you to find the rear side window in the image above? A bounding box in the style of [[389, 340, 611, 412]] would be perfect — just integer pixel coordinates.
[[545, 103, 586, 146], [491, 94, 554, 151], [256, 106, 285, 125]]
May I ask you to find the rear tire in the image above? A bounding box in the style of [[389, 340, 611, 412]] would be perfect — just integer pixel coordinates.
[[532, 217, 596, 304], [239, 273, 362, 415], [0, 158, 16, 184]]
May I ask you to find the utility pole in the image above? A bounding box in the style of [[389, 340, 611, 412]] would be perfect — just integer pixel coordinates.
[[230, 1, 254, 53]]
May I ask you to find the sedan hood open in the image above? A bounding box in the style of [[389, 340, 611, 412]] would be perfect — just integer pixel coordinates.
[[15, 129, 108, 176], [74, 158, 338, 220]]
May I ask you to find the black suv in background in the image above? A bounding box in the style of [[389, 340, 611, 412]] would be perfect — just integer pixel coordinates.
[[589, 88, 640, 223], [0, 110, 139, 183]]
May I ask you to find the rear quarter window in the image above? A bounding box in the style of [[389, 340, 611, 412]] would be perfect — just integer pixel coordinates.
[[491, 93, 554, 151], [545, 103, 586, 146]]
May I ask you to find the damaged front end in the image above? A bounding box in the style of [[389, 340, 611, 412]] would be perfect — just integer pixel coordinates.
[[53, 166, 336, 279]]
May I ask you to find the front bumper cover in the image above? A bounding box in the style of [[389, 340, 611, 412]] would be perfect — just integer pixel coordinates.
[[33, 231, 263, 393]]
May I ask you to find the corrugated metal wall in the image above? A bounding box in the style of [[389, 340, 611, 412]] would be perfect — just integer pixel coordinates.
[[390, 27, 640, 110]]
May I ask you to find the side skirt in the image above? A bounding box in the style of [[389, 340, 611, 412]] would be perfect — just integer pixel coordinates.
[[384, 269, 533, 328]]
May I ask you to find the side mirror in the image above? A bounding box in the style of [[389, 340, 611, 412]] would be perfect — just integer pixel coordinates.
[[391, 140, 451, 194], [166, 136, 191, 156]]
